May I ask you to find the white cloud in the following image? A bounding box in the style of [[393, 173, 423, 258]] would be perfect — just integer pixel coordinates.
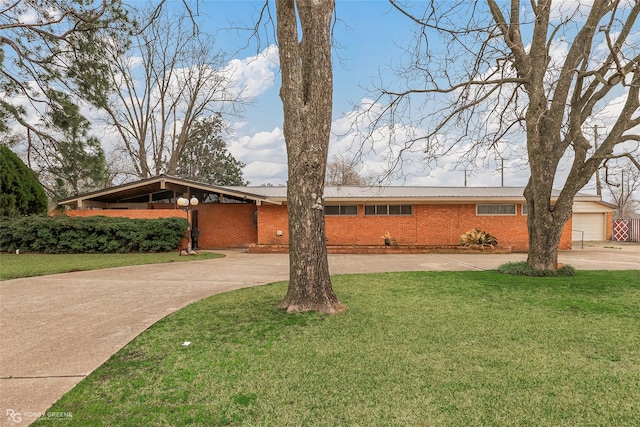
[[226, 125, 287, 185], [222, 45, 280, 100], [243, 161, 287, 185]]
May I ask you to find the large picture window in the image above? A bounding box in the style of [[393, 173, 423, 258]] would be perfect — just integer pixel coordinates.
[[364, 205, 413, 215], [325, 205, 358, 216], [476, 204, 516, 215]]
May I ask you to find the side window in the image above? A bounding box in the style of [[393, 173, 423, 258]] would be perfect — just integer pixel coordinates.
[[476, 204, 516, 215], [341, 205, 358, 215], [325, 205, 358, 216], [364, 205, 413, 215], [325, 205, 340, 215]]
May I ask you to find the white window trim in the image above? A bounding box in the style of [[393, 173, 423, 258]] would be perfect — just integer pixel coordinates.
[[476, 204, 517, 216]]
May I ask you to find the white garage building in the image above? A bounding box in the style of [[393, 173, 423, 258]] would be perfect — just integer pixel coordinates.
[[572, 199, 616, 241]]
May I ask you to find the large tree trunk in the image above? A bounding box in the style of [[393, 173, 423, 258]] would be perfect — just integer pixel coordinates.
[[525, 198, 562, 271], [524, 178, 573, 271], [276, 0, 344, 314]]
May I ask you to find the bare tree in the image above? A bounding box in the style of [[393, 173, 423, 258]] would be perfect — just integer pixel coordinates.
[[276, 0, 344, 314], [368, 0, 639, 270], [604, 158, 640, 218], [325, 153, 373, 185], [99, 4, 240, 179]]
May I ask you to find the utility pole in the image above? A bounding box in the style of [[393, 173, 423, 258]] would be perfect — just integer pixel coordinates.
[[594, 125, 604, 196], [621, 169, 625, 215], [464, 170, 468, 187]]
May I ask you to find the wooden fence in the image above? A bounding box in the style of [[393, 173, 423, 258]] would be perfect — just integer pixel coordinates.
[[613, 218, 640, 242]]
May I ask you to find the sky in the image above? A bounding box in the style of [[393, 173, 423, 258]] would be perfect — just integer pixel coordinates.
[[187, 0, 636, 202], [195, 0, 433, 187], [7, 0, 637, 202]]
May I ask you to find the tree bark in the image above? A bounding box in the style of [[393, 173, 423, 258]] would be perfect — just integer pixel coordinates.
[[524, 181, 572, 270], [276, 0, 344, 314]]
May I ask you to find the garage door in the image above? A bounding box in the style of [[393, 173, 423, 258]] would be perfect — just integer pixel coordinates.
[[572, 213, 606, 241]]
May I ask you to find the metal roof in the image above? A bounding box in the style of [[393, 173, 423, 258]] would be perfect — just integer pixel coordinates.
[[222, 185, 604, 203], [59, 175, 608, 208]]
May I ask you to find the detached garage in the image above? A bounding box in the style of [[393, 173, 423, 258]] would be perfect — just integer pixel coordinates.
[[572, 200, 616, 241]]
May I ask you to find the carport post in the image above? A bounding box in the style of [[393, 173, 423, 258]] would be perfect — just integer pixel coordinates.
[[177, 197, 199, 251]]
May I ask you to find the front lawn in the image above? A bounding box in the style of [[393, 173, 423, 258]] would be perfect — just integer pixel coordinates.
[[0, 252, 223, 280], [36, 270, 640, 426]]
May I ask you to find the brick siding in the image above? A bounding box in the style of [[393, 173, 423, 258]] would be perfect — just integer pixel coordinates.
[[66, 209, 183, 220], [256, 203, 573, 251], [606, 212, 613, 240], [194, 204, 257, 248], [66, 202, 573, 251]]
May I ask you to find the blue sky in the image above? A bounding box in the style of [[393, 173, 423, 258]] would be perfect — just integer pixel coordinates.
[[191, 1, 462, 186], [200, 0, 413, 118], [9, 0, 634, 200], [190, 0, 636, 206]]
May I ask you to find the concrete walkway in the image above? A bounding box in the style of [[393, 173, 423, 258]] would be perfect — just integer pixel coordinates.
[[1, 244, 638, 425]]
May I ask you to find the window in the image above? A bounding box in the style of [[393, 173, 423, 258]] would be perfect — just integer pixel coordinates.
[[476, 204, 516, 215], [325, 205, 358, 216], [364, 205, 413, 215]]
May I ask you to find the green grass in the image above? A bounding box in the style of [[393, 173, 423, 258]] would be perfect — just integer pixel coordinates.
[[0, 252, 223, 280], [35, 270, 640, 426], [498, 261, 576, 276]]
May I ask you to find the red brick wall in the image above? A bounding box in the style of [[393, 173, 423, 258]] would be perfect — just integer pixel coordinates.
[[256, 203, 573, 251], [257, 204, 290, 245], [66, 204, 257, 249], [67, 202, 574, 251], [66, 209, 183, 220], [560, 216, 573, 250], [325, 211, 417, 246], [194, 204, 257, 248], [605, 212, 613, 240]]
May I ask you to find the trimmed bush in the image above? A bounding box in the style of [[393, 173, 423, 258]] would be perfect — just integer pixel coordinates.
[[0, 215, 188, 253], [497, 261, 576, 277]]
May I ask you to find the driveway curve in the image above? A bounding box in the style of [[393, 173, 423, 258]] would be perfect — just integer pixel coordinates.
[[1, 245, 638, 425]]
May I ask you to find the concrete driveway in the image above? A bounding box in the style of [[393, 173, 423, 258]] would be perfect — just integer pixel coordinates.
[[1, 244, 638, 425]]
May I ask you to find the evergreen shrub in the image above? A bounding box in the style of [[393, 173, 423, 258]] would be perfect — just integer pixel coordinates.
[[0, 215, 188, 253]]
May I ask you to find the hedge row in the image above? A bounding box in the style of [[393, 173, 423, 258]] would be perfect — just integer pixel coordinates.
[[0, 215, 189, 254]]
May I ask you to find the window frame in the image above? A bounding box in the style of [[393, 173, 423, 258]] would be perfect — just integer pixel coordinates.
[[324, 204, 358, 216], [364, 204, 413, 216], [475, 204, 517, 216]]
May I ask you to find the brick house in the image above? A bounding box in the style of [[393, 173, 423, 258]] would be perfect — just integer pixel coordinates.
[[59, 175, 614, 252]]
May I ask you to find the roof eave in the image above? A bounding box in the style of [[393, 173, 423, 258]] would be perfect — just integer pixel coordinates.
[[59, 175, 282, 206]]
